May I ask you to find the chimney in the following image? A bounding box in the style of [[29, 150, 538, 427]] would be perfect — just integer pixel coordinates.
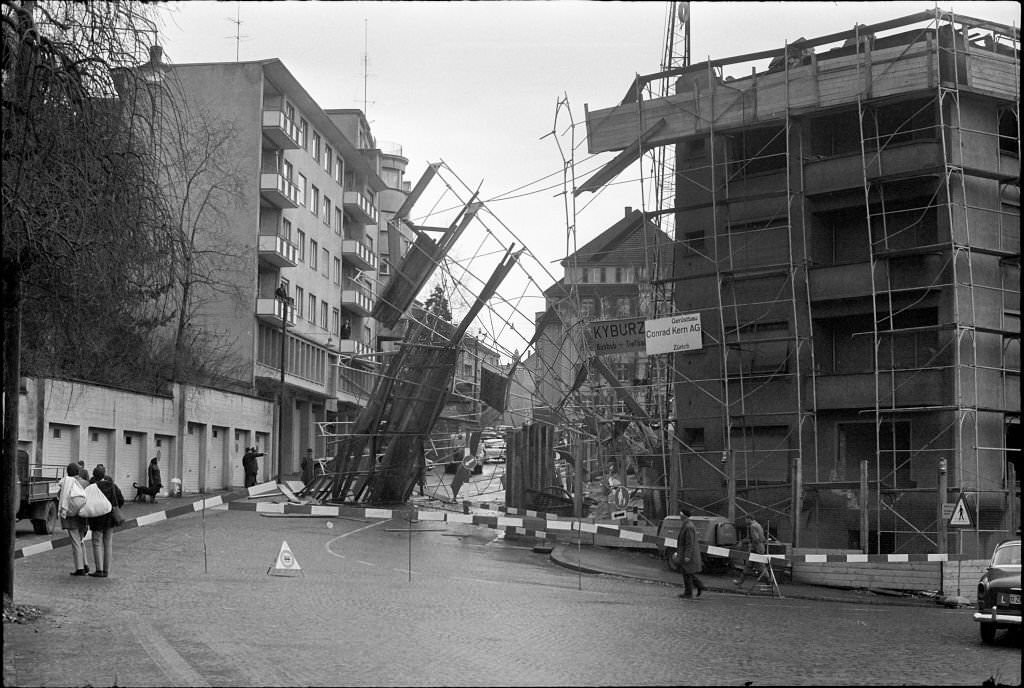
[[625, 206, 632, 217], [148, 45, 164, 68]]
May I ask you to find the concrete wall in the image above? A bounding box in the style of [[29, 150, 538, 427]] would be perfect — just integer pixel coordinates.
[[18, 376, 274, 494]]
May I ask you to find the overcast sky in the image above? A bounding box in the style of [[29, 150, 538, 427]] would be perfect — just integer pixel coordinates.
[[155, 1, 1020, 358]]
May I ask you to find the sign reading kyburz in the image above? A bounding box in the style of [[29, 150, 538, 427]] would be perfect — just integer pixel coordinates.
[[586, 313, 703, 355], [645, 313, 703, 355]]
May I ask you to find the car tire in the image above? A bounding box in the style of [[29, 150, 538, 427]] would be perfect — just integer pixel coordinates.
[[665, 548, 682, 572], [32, 500, 58, 535], [979, 623, 997, 644]]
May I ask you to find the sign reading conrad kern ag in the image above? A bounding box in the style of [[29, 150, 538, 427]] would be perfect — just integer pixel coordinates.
[[645, 313, 703, 355]]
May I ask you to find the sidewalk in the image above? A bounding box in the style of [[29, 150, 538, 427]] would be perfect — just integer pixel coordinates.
[[547, 541, 944, 608]]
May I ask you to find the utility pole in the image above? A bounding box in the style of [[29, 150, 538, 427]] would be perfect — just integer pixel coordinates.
[[276, 284, 293, 485]]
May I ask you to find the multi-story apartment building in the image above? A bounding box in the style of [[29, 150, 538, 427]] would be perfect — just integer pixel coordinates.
[[583, 11, 1020, 557], [538, 208, 674, 424], [119, 50, 415, 482]]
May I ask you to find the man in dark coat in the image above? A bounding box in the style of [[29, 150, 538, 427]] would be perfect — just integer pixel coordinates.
[[677, 510, 706, 600], [243, 447, 264, 488]]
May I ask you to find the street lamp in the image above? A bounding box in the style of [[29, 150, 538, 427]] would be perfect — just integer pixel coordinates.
[[275, 284, 293, 485]]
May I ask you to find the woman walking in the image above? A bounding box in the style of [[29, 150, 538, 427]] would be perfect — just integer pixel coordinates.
[[87, 465, 124, 578], [57, 463, 92, 576]]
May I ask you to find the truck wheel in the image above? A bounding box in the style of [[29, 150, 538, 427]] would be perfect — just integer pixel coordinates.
[[665, 548, 682, 572], [32, 501, 58, 535], [979, 623, 997, 645]]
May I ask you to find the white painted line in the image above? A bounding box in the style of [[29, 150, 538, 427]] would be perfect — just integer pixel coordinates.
[[364, 508, 394, 519], [886, 553, 909, 563], [255, 502, 285, 513], [497, 517, 523, 528], [805, 554, 827, 563], [927, 553, 949, 561], [446, 513, 474, 524], [20, 542, 54, 557], [847, 554, 868, 563]]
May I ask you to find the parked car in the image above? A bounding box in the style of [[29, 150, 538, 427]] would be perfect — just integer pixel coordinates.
[[482, 438, 506, 463], [973, 538, 1021, 644], [656, 514, 737, 573]]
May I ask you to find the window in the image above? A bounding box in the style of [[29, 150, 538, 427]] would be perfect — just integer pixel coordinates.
[[335, 156, 344, 185], [312, 132, 321, 162], [614, 267, 626, 283], [295, 287, 304, 318], [321, 248, 329, 277], [282, 159, 293, 182], [323, 196, 332, 227], [310, 240, 318, 270], [616, 297, 632, 317], [998, 109, 1018, 156], [311, 185, 320, 218], [335, 207, 343, 235], [580, 298, 595, 318], [299, 118, 308, 150], [810, 110, 860, 157], [580, 268, 589, 284], [324, 145, 333, 174], [298, 174, 307, 207], [297, 229, 306, 261], [728, 125, 787, 177], [333, 257, 341, 284], [308, 294, 316, 323], [281, 218, 292, 241], [379, 259, 391, 276], [870, 98, 936, 147], [364, 325, 372, 345], [598, 267, 607, 283], [332, 307, 340, 336]]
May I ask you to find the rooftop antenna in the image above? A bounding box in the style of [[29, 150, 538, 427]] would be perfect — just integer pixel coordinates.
[[362, 18, 371, 117], [226, 3, 248, 62]]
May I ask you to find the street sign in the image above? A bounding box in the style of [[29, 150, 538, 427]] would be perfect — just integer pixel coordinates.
[[948, 493, 974, 528], [586, 318, 647, 354], [645, 313, 703, 355], [940, 503, 955, 520]]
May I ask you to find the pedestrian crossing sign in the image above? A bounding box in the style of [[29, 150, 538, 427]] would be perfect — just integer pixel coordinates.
[[268, 540, 303, 576], [948, 494, 974, 528]]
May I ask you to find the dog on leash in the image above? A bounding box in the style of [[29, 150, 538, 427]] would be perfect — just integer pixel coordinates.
[[132, 482, 159, 503]]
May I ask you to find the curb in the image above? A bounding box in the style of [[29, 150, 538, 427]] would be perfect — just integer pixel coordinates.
[[548, 545, 941, 608]]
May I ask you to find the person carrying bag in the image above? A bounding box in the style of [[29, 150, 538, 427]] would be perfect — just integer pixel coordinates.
[[84, 465, 124, 578], [58, 463, 92, 576]]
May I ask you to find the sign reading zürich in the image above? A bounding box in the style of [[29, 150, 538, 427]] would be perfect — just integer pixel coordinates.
[[588, 313, 703, 355], [645, 313, 703, 355]]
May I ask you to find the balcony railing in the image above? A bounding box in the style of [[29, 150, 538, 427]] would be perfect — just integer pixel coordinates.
[[343, 190, 378, 225], [261, 110, 301, 149], [341, 239, 377, 271], [255, 298, 296, 328], [341, 281, 374, 316], [336, 338, 374, 359], [260, 173, 299, 208], [257, 234, 299, 268]]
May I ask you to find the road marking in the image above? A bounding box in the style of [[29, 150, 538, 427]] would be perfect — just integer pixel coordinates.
[[324, 518, 389, 559]]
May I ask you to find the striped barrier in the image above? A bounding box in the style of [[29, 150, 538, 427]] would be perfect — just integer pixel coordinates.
[[15, 486, 972, 564], [13, 481, 278, 560]]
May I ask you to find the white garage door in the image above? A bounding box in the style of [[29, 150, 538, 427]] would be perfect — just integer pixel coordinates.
[[87, 428, 113, 479], [230, 430, 250, 489], [206, 426, 227, 491], [45, 424, 77, 471], [183, 423, 202, 494]]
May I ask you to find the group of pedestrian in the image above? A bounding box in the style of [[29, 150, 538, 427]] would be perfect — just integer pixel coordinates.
[[675, 511, 767, 601], [57, 462, 125, 579]]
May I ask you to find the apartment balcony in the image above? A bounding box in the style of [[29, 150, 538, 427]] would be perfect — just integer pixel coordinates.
[[813, 369, 947, 410], [261, 110, 300, 149], [255, 298, 296, 328], [257, 234, 298, 268], [260, 173, 299, 208], [341, 239, 377, 272], [341, 281, 374, 317], [343, 191, 378, 225], [336, 338, 374, 359]]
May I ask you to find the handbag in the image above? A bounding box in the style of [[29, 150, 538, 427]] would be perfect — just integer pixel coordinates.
[[66, 479, 87, 518], [78, 483, 112, 518]]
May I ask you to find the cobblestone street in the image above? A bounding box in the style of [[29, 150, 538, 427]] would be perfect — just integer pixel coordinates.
[[4, 505, 1020, 686]]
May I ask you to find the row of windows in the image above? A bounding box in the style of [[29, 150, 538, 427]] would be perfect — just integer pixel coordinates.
[[282, 101, 344, 185], [580, 296, 638, 319], [256, 323, 327, 384], [280, 220, 373, 285], [570, 266, 636, 284]]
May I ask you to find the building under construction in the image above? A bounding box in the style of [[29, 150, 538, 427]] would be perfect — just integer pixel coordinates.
[[583, 10, 1019, 558]]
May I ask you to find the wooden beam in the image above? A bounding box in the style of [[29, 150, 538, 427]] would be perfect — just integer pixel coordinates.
[[574, 118, 667, 195]]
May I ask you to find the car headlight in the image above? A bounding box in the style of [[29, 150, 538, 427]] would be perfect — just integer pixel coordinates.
[[977, 579, 987, 603]]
